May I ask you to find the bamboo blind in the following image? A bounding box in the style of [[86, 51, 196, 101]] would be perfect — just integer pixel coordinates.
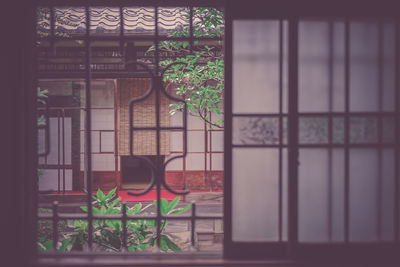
[[117, 78, 170, 155]]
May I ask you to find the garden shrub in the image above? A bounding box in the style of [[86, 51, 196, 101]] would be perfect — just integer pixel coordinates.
[[37, 187, 192, 252]]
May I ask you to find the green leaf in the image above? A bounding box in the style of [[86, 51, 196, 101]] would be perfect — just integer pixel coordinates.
[[58, 238, 69, 252], [80, 206, 88, 212], [163, 235, 182, 251], [182, 41, 188, 49], [109, 197, 121, 208], [139, 243, 148, 251], [160, 199, 169, 214], [154, 198, 169, 214], [128, 244, 137, 252], [99, 206, 107, 214], [105, 187, 117, 200], [44, 240, 53, 251], [167, 196, 180, 214], [96, 189, 104, 201], [160, 236, 168, 251], [133, 203, 142, 214], [171, 203, 192, 214], [137, 233, 145, 242], [146, 219, 156, 227], [215, 108, 221, 115], [92, 206, 101, 214], [106, 220, 122, 232]]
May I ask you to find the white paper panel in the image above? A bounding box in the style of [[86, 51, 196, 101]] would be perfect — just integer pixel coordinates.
[[232, 148, 280, 241], [298, 148, 344, 242], [233, 20, 280, 113]]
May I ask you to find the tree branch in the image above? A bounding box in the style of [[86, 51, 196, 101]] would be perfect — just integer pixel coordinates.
[[197, 110, 223, 128]]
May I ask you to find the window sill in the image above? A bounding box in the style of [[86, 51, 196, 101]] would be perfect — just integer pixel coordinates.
[[33, 254, 296, 267]]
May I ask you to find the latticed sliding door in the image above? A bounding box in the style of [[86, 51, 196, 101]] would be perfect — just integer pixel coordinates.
[[225, 3, 400, 261]]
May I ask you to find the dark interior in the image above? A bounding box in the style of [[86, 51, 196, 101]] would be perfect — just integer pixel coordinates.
[[121, 156, 162, 184]]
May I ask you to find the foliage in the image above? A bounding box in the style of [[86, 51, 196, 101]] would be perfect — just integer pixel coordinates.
[[148, 8, 225, 128], [37, 188, 191, 252]]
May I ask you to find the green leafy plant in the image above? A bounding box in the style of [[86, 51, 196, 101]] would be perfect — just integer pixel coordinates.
[[147, 8, 224, 128], [38, 188, 192, 252]]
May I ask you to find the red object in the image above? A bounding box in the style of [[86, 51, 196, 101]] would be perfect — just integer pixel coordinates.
[[49, 190, 223, 202], [118, 190, 182, 202]]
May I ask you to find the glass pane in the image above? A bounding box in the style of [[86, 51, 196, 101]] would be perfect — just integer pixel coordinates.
[[349, 148, 395, 241], [381, 148, 396, 240], [54, 7, 86, 37], [299, 116, 329, 144], [158, 7, 189, 37], [123, 7, 155, 35], [299, 148, 344, 242], [350, 116, 378, 143], [382, 21, 396, 111], [348, 20, 396, 112], [233, 116, 283, 145], [333, 116, 345, 144], [299, 19, 345, 112], [232, 148, 280, 241], [233, 20, 281, 113], [382, 116, 395, 143], [90, 7, 120, 35], [350, 21, 379, 112], [37, 7, 50, 37]]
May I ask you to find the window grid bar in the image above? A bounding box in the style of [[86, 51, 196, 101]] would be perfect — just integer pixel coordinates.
[[377, 20, 384, 241], [62, 109, 66, 194], [278, 18, 283, 242], [191, 202, 196, 248], [327, 19, 334, 242], [189, 6, 194, 53], [36, 0, 224, 8], [37, 250, 222, 257], [122, 203, 128, 251], [119, 6, 124, 56], [395, 19, 400, 243], [232, 143, 398, 148], [154, 5, 162, 251], [287, 17, 299, 255], [84, 5, 94, 251], [42, 208, 222, 222], [52, 201, 59, 251], [57, 111, 61, 193], [37, 35, 223, 42], [49, 6, 55, 52], [344, 18, 350, 243], [233, 112, 397, 116]]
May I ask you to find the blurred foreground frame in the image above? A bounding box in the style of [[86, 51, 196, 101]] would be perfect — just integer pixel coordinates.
[[7, 0, 400, 266]]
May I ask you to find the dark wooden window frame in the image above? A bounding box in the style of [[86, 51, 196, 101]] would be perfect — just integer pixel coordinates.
[[10, 0, 400, 266]]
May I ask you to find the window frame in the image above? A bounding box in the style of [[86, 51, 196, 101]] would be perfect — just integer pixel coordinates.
[[12, 0, 400, 266]]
